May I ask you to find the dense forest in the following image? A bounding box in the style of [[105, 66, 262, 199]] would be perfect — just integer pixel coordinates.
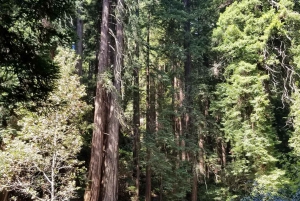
[[2, 0, 300, 200]]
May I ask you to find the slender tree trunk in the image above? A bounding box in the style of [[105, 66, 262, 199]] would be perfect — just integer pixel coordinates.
[[172, 70, 185, 195], [145, 150, 152, 201], [76, 3, 84, 76], [173, 75, 179, 163], [182, 0, 191, 164], [145, 64, 152, 200], [133, 66, 140, 201], [159, 175, 163, 201], [51, 128, 57, 201], [132, 34, 141, 201], [173, 73, 186, 162], [132, 1, 140, 200], [218, 138, 226, 168], [145, 9, 154, 201], [145, 152, 151, 201], [183, 2, 191, 87], [0, 190, 9, 201], [199, 135, 205, 183], [179, 79, 186, 161], [191, 171, 198, 201], [182, 0, 197, 199], [84, 0, 110, 200], [222, 142, 226, 167]]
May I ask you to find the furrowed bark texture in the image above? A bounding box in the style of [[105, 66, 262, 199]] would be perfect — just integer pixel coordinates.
[[102, 0, 123, 199], [85, 0, 110, 200]]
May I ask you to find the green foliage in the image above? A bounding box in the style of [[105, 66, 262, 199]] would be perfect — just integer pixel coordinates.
[[289, 90, 300, 156], [0, 0, 75, 108], [211, 0, 300, 197], [0, 47, 90, 200], [121, 0, 225, 200], [5, 0, 300, 200]]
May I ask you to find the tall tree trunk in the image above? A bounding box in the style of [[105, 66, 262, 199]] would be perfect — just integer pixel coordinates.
[[102, 0, 124, 200], [182, 0, 191, 164], [133, 63, 140, 201], [132, 1, 140, 200], [172, 70, 185, 195], [172, 74, 179, 163], [182, 0, 197, 199], [183, 1, 191, 88], [145, 9, 155, 201], [145, 57, 151, 201], [76, 3, 84, 76], [132, 31, 141, 201], [84, 0, 110, 200]]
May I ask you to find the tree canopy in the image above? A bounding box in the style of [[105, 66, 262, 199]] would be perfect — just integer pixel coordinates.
[[0, 0, 75, 107], [3, 0, 300, 200]]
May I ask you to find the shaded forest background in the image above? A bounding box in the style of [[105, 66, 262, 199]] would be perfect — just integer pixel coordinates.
[[2, 0, 300, 200]]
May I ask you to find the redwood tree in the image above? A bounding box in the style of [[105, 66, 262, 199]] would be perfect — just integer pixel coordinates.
[[84, 0, 110, 200], [102, 0, 124, 199]]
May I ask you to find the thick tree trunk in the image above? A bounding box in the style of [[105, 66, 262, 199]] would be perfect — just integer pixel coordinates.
[[102, 0, 123, 200], [102, 97, 119, 201], [84, 0, 110, 200]]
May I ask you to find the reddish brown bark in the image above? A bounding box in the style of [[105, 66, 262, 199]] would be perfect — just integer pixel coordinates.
[[102, 0, 123, 199], [84, 0, 110, 200]]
